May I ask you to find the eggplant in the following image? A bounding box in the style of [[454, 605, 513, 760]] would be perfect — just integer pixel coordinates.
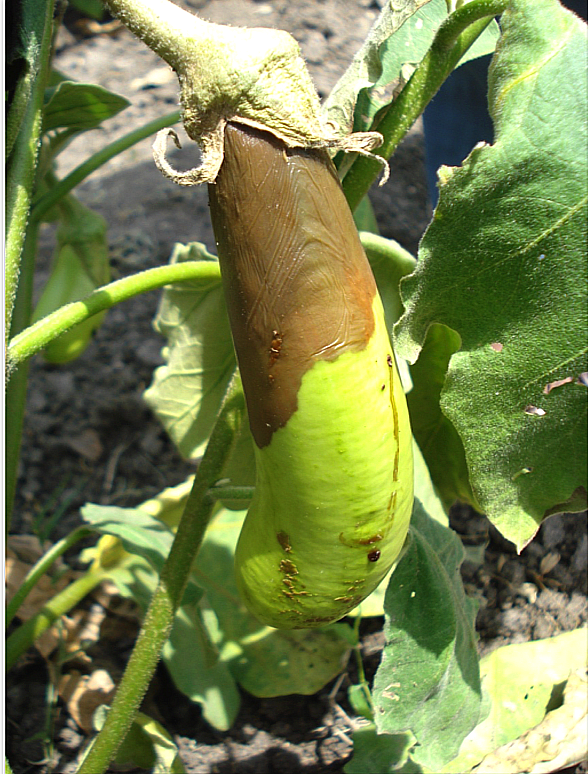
[[209, 122, 414, 629]]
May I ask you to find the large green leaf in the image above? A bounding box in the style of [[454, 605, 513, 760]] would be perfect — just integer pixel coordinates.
[[163, 602, 241, 731], [372, 501, 481, 771], [344, 726, 418, 773], [407, 323, 477, 510], [42, 81, 129, 132], [395, 0, 588, 548], [81, 504, 177, 574], [143, 243, 234, 459]]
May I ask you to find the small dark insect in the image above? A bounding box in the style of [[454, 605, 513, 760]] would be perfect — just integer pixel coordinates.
[[368, 549, 381, 562], [386, 354, 393, 367]]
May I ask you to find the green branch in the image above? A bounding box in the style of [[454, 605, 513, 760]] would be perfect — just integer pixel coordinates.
[[7, 260, 221, 373], [343, 0, 508, 210], [6, 528, 92, 627], [6, 0, 56, 341], [77, 375, 246, 774]]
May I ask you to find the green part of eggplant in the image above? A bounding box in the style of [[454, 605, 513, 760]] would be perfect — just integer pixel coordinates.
[[235, 295, 413, 629]]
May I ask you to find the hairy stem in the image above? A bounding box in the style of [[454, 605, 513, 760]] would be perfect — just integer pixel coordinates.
[[77, 375, 246, 774], [6, 0, 56, 340], [102, 0, 205, 72], [7, 260, 221, 372], [5, 223, 41, 532]]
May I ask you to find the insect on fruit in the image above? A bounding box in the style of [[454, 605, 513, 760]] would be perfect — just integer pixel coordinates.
[[208, 122, 413, 629]]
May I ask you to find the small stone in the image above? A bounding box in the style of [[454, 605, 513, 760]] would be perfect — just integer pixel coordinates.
[[518, 582, 538, 604], [533, 615, 556, 639], [302, 30, 328, 65], [541, 515, 565, 547], [572, 533, 587, 574]]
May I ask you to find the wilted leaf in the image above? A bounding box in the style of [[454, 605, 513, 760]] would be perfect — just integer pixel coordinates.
[[352, 0, 500, 133], [6, 536, 72, 621], [471, 667, 587, 774], [444, 627, 588, 773], [323, 0, 429, 133], [59, 669, 116, 733], [143, 243, 234, 459]]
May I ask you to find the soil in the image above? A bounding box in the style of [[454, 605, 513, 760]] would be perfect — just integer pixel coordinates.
[[7, 1, 587, 773]]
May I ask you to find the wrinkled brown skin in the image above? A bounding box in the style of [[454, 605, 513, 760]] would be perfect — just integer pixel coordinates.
[[208, 122, 378, 448]]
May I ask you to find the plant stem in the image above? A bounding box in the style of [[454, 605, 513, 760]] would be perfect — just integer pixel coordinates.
[[31, 110, 181, 225], [343, 0, 508, 210], [102, 0, 204, 72], [7, 260, 221, 372], [6, 527, 93, 627], [77, 375, 246, 774], [5, 222, 42, 532], [360, 232, 417, 279], [5, 568, 108, 671], [6, 0, 56, 341], [206, 485, 255, 501]]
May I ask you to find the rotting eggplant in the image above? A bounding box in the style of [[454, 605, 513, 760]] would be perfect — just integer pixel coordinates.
[[209, 122, 413, 629]]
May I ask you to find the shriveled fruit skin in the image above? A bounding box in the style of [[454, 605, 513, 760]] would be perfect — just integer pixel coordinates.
[[209, 123, 413, 629]]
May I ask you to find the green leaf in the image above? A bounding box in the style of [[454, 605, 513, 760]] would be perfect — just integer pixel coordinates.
[[395, 0, 588, 549], [31, 195, 111, 363], [194, 507, 357, 698], [143, 243, 236, 459], [218, 417, 257, 511], [407, 323, 477, 509], [95, 710, 185, 773], [443, 627, 588, 772], [361, 232, 417, 332], [348, 683, 374, 722], [42, 81, 129, 133], [81, 504, 176, 572], [344, 724, 418, 774], [353, 195, 379, 234], [81, 498, 236, 728], [353, 0, 500, 133], [68, 0, 105, 20], [80, 503, 202, 605], [163, 602, 241, 731], [372, 501, 481, 771]]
